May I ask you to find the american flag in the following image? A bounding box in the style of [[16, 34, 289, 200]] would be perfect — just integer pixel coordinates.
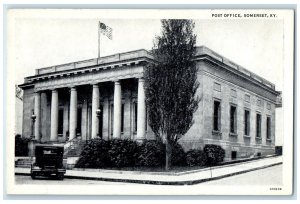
[[99, 22, 112, 40]]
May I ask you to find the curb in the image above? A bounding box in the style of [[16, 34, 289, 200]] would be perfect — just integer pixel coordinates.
[[15, 162, 282, 185], [72, 155, 279, 176]]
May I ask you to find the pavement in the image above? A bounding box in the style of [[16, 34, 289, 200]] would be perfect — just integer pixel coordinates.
[[15, 155, 282, 185]]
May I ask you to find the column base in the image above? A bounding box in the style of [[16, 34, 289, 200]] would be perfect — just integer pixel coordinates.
[[135, 138, 146, 143]]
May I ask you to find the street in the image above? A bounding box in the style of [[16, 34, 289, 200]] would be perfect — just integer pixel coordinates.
[[15, 175, 129, 185], [15, 164, 282, 186], [199, 164, 282, 186]]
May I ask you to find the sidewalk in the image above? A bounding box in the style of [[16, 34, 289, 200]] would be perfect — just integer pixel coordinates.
[[15, 156, 282, 185]]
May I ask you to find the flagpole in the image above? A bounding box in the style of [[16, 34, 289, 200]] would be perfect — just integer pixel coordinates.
[[98, 21, 100, 58]]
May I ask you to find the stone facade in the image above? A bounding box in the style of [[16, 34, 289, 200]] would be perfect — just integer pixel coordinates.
[[19, 46, 280, 160]]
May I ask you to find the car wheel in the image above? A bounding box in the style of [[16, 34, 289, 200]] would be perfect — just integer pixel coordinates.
[[31, 173, 36, 179], [57, 173, 64, 180]]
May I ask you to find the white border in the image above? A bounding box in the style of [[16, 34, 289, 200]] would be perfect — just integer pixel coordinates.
[[5, 8, 294, 196]]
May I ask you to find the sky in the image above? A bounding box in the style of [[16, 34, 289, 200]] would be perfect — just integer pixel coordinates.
[[13, 18, 283, 90], [11, 14, 284, 145]]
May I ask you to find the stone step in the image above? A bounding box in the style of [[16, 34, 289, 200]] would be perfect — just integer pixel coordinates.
[[16, 161, 32, 165], [15, 164, 31, 168], [15, 157, 33, 168]]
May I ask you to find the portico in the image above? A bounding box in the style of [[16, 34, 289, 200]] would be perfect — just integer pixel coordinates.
[[20, 49, 155, 143]]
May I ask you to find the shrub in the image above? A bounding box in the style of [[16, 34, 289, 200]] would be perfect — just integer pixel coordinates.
[[171, 142, 187, 166], [76, 139, 189, 168], [186, 149, 207, 167], [15, 134, 30, 156], [108, 139, 139, 167], [204, 144, 225, 165], [136, 140, 165, 167], [76, 139, 140, 168], [75, 139, 110, 168], [137, 141, 186, 167]]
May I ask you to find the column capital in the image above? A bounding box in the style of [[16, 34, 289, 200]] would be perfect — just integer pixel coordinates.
[[34, 89, 41, 94], [70, 86, 77, 91], [138, 77, 145, 82], [50, 88, 58, 93], [114, 80, 121, 85], [92, 84, 99, 88]]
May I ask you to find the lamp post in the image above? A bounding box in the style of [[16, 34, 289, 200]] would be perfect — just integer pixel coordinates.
[[96, 108, 101, 138], [29, 111, 36, 157], [31, 111, 36, 139]]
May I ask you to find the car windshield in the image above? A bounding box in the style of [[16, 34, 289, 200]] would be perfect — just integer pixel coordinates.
[[43, 149, 57, 155]]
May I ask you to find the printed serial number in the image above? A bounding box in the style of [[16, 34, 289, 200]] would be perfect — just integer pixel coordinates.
[[270, 188, 282, 190]]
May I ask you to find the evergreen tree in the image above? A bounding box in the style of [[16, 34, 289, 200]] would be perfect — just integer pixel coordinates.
[[144, 19, 200, 170]]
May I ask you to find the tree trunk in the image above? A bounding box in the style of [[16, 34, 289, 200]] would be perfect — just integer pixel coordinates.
[[165, 138, 171, 171]]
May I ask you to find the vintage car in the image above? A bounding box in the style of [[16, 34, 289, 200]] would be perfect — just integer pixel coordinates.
[[31, 144, 66, 180]]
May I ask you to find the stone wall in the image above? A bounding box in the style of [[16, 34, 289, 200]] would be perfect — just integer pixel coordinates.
[[180, 61, 276, 159]]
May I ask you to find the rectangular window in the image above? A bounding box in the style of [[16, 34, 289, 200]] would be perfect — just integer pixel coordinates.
[[230, 105, 237, 134], [58, 108, 64, 135], [121, 103, 125, 133], [266, 116, 271, 140], [213, 100, 221, 131], [134, 102, 137, 132], [244, 110, 250, 136], [256, 113, 262, 138], [76, 107, 82, 135]]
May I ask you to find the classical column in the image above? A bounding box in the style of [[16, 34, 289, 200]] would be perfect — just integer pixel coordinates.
[[113, 80, 121, 138], [137, 78, 146, 140], [50, 89, 59, 141], [102, 98, 109, 139], [91, 84, 100, 139], [34, 91, 41, 141], [81, 99, 88, 140], [69, 87, 78, 140]]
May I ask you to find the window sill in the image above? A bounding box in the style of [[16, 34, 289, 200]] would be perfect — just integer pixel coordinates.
[[255, 137, 262, 140], [212, 130, 222, 136], [243, 135, 251, 138], [229, 133, 238, 137], [266, 139, 272, 142]]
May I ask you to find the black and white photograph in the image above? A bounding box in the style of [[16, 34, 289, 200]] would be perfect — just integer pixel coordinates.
[[5, 9, 294, 195]]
